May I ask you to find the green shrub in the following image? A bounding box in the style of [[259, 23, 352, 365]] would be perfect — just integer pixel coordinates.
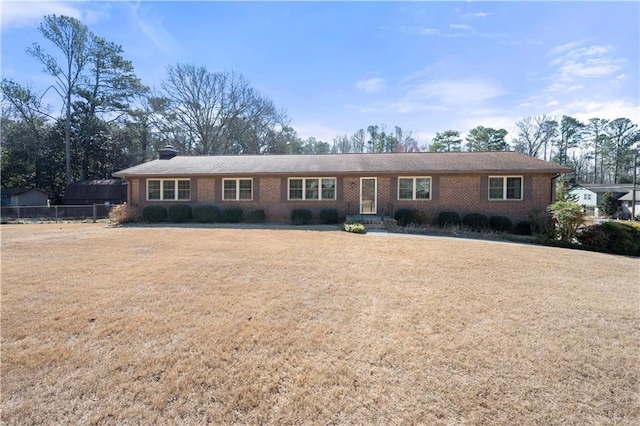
[[221, 207, 243, 223], [192, 205, 220, 223], [489, 215, 512, 232], [528, 208, 551, 235], [343, 222, 366, 234], [167, 204, 192, 222], [142, 205, 167, 222], [547, 201, 585, 243], [515, 221, 532, 235], [291, 208, 313, 225], [416, 210, 434, 225], [463, 213, 489, 231], [108, 203, 142, 225], [436, 211, 462, 227], [578, 221, 640, 256], [576, 226, 609, 248], [246, 209, 266, 223], [395, 208, 419, 226], [319, 208, 340, 224], [395, 209, 433, 226]]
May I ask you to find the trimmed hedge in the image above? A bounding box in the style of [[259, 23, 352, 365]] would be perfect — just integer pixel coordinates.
[[319, 208, 340, 224], [489, 215, 512, 232], [291, 208, 313, 225], [192, 205, 220, 223], [577, 221, 640, 256], [246, 209, 266, 223], [515, 221, 533, 235], [142, 205, 167, 222], [221, 207, 243, 223], [463, 213, 489, 231], [436, 211, 462, 227], [167, 204, 192, 222]]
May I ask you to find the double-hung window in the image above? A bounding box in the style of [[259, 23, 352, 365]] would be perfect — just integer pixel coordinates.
[[223, 178, 253, 201], [398, 177, 431, 200], [147, 179, 190, 201], [288, 178, 336, 200], [489, 176, 522, 200]]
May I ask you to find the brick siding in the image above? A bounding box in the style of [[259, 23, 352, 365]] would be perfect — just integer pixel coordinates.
[[129, 173, 557, 224]]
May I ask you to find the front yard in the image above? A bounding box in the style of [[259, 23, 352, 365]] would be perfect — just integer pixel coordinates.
[[1, 223, 638, 424]]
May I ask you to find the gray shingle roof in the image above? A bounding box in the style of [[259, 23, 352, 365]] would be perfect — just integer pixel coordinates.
[[113, 151, 572, 178]]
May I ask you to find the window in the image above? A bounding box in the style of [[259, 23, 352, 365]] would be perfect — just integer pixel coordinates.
[[288, 178, 336, 200], [488, 176, 522, 200], [223, 178, 253, 201], [584, 193, 592, 201], [147, 179, 190, 201], [398, 177, 431, 200]]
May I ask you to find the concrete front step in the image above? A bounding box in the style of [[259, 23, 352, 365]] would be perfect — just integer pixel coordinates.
[[346, 215, 398, 230]]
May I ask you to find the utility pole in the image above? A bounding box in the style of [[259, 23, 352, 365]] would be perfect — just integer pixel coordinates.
[[633, 152, 637, 220]]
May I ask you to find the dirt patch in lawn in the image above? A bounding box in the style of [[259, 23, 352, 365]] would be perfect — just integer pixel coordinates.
[[2, 223, 639, 425]]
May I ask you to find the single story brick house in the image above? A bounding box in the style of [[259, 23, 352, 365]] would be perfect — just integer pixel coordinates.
[[113, 146, 572, 223]]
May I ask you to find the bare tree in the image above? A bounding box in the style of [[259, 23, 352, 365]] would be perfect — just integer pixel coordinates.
[[160, 64, 287, 155], [513, 115, 558, 160]]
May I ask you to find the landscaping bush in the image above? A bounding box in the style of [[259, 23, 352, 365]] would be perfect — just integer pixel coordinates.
[[343, 222, 366, 234], [221, 207, 243, 223], [108, 203, 142, 225], [547, 201, 585, 243], [463, 213, 489, 231], [192, 205, 220, 223], [416, 210, 434, 225], [142, 205, 167, 222], [515, 221, 532, 235], [489, 215, 512, 232], [246, 209, 266, 223], [319, 208, 340, 224], [578, 221, 640, 256], [167, 204, 192, 222], [395, 208, 419, 226], [291, 208, 313, 225], [436, 211, 462, 227]]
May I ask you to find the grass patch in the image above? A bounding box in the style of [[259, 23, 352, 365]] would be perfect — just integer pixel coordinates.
[[1, 223, 638, 424]]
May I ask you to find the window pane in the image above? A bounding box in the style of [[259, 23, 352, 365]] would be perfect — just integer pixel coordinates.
[[289, 179, 303, 199], [177, 180, 190, 200], [321, 179, 335, 200], [415, 178, 430, 199], [148, 180, 161, 200], [305, 179, 319, 199], [239, 179, 252, 200], [399, 178, 413, 200], [223, 180, 236, 200], [506, 177, 522, 199], [489, 177, 504, 199], [163, 180, 175, 200]]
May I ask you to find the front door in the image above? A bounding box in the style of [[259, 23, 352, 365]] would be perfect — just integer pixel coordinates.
[[360, 178, 377, 214]]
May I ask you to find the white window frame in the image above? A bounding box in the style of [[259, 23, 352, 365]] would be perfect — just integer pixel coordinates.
[[398, 176, 432, 200], [488, 176, 523, 201], [223, 178, 253, 201], [146, 178, 191, 201], [288, 177, 336, 200]]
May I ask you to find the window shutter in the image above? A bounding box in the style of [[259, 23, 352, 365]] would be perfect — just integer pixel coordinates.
[[431, 176, 439, 201], [336, 177, 342, 201], [390, 177, 398, 200], [281, 177, 288, 202], [253, 178, 260, 202], [524, 176, 532, 201], [480, 176, 488, 200], [214, 179, 221, 203]]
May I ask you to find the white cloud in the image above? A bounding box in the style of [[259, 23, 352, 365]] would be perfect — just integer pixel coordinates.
[[449, 24, 472, 31], [355, 78, 387, 94], [0, 0, 99, 29], [291, 121, 347, 143], [549, 99, 640, 123], [125, 2, 181, 54], [546, 42, 626, 92]]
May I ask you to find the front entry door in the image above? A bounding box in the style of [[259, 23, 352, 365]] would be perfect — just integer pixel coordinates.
[[360, 178, 377, 214]]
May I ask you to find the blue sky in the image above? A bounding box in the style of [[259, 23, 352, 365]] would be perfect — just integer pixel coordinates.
[[2, 1, 638, 146]]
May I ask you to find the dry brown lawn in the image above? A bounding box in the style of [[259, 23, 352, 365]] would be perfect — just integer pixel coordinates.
[[1, 223, 639, 425]]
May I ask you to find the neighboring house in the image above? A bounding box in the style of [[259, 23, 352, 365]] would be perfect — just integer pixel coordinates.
[[619, 190, 640, 220], [0, 188, 49, 206], [113, 147, 572, 223], [63, 179, 127, 205], [568, 184, 635, 215]]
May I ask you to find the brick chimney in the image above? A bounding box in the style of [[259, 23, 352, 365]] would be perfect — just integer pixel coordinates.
[[158, 145, 178, 160]]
